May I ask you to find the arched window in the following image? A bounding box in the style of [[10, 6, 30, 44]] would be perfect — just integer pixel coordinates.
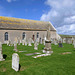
[[22, 32, 25, 40], [37, 32, 39, 38], [5, 32, 8, 41]]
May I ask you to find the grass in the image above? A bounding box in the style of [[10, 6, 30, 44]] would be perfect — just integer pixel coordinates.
[[0, 43, 75, 75]]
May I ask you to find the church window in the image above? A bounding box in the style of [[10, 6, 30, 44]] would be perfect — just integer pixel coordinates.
[[5, 32, 8, 41]]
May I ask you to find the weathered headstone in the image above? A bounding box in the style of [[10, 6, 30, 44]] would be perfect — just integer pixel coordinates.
[[22, 40, 25, 45], [63, 38, 66, 43], [15, 37, 18, 43], [18, 37, 20, 45], [13, 41, 18, 52], [73, 40, 75, 48], [7, 41, 9, 45], [34, 40, 38, 50], [9, 40, 11, 46], [12, 53, 19, 71], [40, 37, 42, 44], [0, 42, 5, 61], [71, 37, 74, 44], [28, 38, 32, 46], [43, 26, 53, 54], [54, 39, 58, 45], [58, 41, 63, 47]]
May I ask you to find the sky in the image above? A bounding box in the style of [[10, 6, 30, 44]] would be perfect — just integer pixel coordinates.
[[0, 0, 75, 35]]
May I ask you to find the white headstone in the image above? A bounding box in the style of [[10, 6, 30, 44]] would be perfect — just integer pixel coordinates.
[[7, 41, 9, 45], [13, 41, 18, 52], [12, 53, 19, 71], [73, 40, 75, 48], [63, 38, 66, 43], [0, 42, 5, 61], [54, 40, 58, 45], [40, 38, 42, 44], [28, 38, 32, 46], [34, 40, 38, 50], [18, 37, 20, 45], [22, 40, 25, 45]]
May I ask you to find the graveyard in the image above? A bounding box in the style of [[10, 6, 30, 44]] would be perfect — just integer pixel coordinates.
[[0, 43, 75, 75]]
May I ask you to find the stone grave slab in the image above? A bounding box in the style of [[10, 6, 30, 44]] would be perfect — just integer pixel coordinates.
[[25, 52, 41, 56]]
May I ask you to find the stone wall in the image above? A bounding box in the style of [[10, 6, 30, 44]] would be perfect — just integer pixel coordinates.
[[0, 29, 57, 43]]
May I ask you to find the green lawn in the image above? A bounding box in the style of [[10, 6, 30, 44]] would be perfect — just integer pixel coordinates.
[[0, 43, 75, 75]]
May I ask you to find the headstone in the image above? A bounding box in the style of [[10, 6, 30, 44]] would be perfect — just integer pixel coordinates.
[[9, 40, 11, 46], [20, 40, 22, 43], [14, 37, 18, 43], [18, 37, 20, 45], [22, 40, 25, 45], [63, 38, 66, 43], [0, 42, 5, 61], [12, 53, 19, 71], [58, 41, 63, 47], [43, 26, 53, 54], [54, 39, 58, 45], [28, 38, 32, 46], [37, 38, 39, 44], [7, 41, 9, 45], [71, 37, 74, 44], [32, 39, 34, 43], [73, 40, 75, 48], [34, 40, 38, 50], [13, 41, 18, 52], [40, 38, 42, 44]]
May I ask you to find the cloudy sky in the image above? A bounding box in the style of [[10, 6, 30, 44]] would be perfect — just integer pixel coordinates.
[[0, 0, 75, 35]]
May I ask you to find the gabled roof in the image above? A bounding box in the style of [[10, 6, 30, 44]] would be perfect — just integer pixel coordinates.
[[0, 16, 56, 31]]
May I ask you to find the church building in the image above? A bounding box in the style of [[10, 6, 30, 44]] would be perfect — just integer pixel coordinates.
[[0, 16, 60, 43]]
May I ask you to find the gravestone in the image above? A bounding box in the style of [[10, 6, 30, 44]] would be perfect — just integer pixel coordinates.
[[54, 39, 58, 45], [24, 38, 27, 46], [13, 41, 18, 52], [7, 41, 9, 45], [73, 40, 75, 48], [71, 37, 74, 44], [22, 40, 25, 45], [34, 40, 38, 50], [63, 38, 66, 43], [37, 38, 39, 44], [9, 40, 11, 46], [12, 53, 19, 71], [15, 37, 18, 44], [25, 41, 27, 46], [20, 40, 22, 43], [43, 26, 53, 54], [32, 39, 34, 43], [18, 37, 20, 45], [59, 41, 63, 47], [28, 38, 32, 46], [0, 42, 5, 61], [40, 38, 42, 44]]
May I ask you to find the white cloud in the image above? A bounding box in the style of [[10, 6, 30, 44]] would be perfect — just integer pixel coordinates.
[[56, 24, 75, 35], [40, 0, 75, 35], [6, 0, 17, 3]]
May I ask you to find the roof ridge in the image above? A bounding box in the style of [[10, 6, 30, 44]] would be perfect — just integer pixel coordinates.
[[0, 16, 49, 23]]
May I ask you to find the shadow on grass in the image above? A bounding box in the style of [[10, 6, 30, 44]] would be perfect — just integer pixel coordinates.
[[3, 54, 7, 59], [19, 64, 21, 71]]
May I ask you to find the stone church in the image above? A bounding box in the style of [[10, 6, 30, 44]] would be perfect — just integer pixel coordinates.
[[0, 16, 60, 43]]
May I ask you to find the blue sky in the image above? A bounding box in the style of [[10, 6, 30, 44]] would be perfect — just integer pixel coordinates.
[[0, 0, 75, 35], [0, 0, 50, 20]]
